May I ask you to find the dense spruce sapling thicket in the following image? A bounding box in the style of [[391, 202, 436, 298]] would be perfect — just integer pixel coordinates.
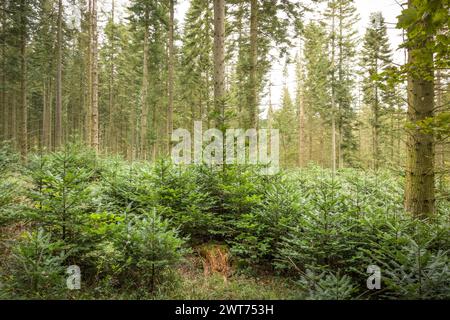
[[0, 144, 448, 299], [0, 144, 20, 226], [1, 229, 67, 299], [0, 145, 188, 298]]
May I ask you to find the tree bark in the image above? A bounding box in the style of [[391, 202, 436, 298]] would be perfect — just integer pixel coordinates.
[[85, 0, 92, 144], [90, 0, 99, 152], [404, 0, 435, 217], [373, 73, 379, 171], [248, 0, 258, 129], [108, 0, 115, 153], [19, 0, 28, 161], [1, 2, 5, 141], [55, 0, 63, 149], [139, 13, 149, 159], [330, 8, 336, 175], [435, 70, 445, 179], [12, 95, 16, 148], [151, 101, 157, 161], [337, 2, 346, 169], [268, 85, 272, 128], [42, 81, 50, 149], [167, 0, 174, 153], [213, 0, 225, 129], [296, 59, 306, 167]]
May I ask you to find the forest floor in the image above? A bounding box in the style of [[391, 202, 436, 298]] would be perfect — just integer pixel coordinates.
[[158, 255, 298, 300], [67, 252, 299, 300]]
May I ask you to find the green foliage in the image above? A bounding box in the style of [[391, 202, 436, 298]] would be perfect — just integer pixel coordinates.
[[397, 0, 449, 73], [0, 229, 66, 299], [324, 0, 360, 165], [303, 22, 331, 119], [274, 86, 298, 166], [232, 166, 449, 299], [175, 164, 269, 242], [360, 12, 398, 168], [99, 160, 157, 214], [0, 143, 21, 226], [99, 160, 218, 242], [107, 210, 186, 292], [412, 112, 450, 138], [22, 145, 101, 265], [277, 181, 356, 272], [0, 143, 19, 174], [296, 270, 357, 300], [179, 0, 214, 122], [230, 175, 300, 267], [152, 161, 218, 241], [366, 219, 450, 299], [0, 150, 448, 299]]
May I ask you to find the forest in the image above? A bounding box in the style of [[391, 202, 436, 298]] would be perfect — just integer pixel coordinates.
[[0, 0, 449, 300]]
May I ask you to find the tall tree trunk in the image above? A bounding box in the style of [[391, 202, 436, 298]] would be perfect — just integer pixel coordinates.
[[129, 104, 136, 161], [320, 126, 325, 167], [308, 118, 313, 163], [404, 0, 435, 217], [296, 61, 306, 167], [205, 68, 210, 127], [19, 2, 27, 161], [390, 110, 394, 163], [85, 0, 92, 144], [139, 15, 149, 159], [331, 111, 336, 174], [213, 0, 225, 129], [167, 0, 174, 152], [107, 0, 115, 153], [373, 75, 379, 171], [337, 2, 344, 169], [1, 76, 7, 141], [42, 81, 50, 149], [151, 102, 157, 161], [330, 8, 336, 175], [1, 2, 5, 141], [90, 0, 99, 152], [396, 105, 401, 166], [435, 69, 445, 186], [248, 0, 258, 129], [358, 119, 362, 163], [55, 0, 63, 149], [297, 99, 305, 167], [267, 85, 272, 128], [12, 95, 16, 148], [205, 3, 212, 128], [127, 73, 136, 160]]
